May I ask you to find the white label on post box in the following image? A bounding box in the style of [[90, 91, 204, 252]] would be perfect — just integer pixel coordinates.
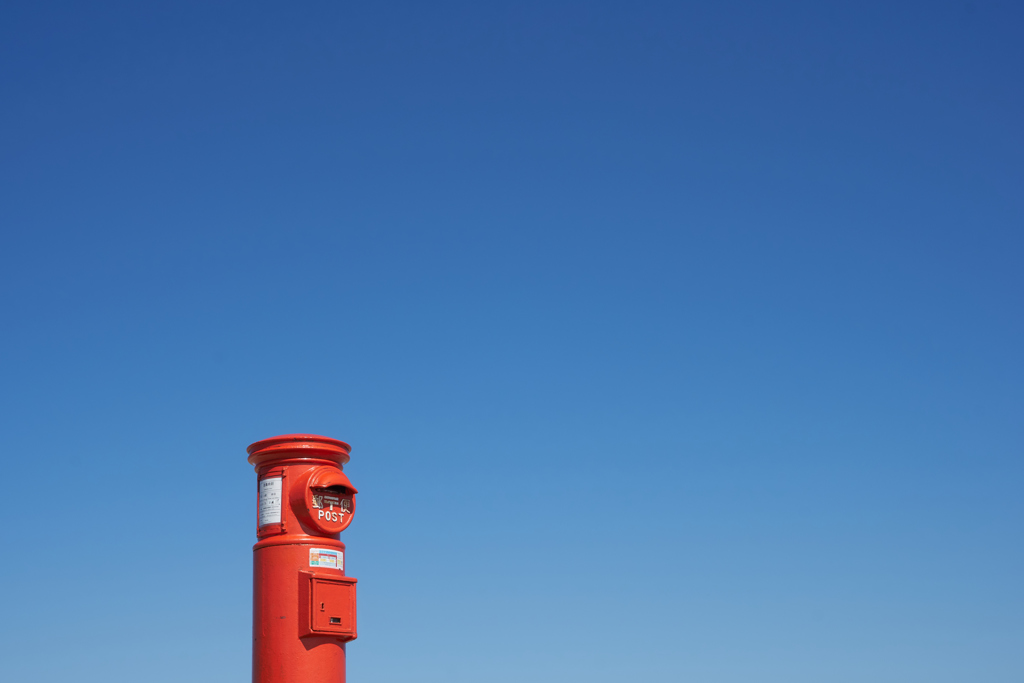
[[309, 548, 344, 570], [258, 477, 282, 526]]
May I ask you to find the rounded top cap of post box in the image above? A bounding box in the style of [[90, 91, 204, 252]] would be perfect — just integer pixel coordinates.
[[247, 433, 351, 468]]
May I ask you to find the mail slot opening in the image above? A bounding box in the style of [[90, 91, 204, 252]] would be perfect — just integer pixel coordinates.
[[330, 617, 341, 624], [310, 485, 354, 514]]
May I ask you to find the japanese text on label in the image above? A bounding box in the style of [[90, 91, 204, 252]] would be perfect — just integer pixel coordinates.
[[258, 477, 282, 526]]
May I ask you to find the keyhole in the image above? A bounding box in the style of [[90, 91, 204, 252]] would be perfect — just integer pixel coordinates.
[[320, 602, 325, 611]]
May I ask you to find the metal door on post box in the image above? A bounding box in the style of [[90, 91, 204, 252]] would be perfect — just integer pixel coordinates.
[[299, 571, 358, 640]]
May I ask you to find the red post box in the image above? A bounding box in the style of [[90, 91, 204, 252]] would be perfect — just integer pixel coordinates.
[[247, 434, 359, 683]]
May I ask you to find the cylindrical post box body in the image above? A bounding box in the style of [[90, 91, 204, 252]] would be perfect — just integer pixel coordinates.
[[248, 434, 358, 683]]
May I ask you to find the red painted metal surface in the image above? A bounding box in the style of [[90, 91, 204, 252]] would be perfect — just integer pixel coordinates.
[[248, 434, 358, 683]]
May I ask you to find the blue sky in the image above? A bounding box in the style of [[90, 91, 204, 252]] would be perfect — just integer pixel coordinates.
[[1, 2, 1022, 681]]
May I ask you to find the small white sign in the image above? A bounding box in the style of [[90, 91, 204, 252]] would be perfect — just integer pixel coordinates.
[[309, 548, 344, 570], [258, 477, 282, 526]]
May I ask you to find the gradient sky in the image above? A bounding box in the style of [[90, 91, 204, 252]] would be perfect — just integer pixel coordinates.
[[1, 2, 1022, 682]]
